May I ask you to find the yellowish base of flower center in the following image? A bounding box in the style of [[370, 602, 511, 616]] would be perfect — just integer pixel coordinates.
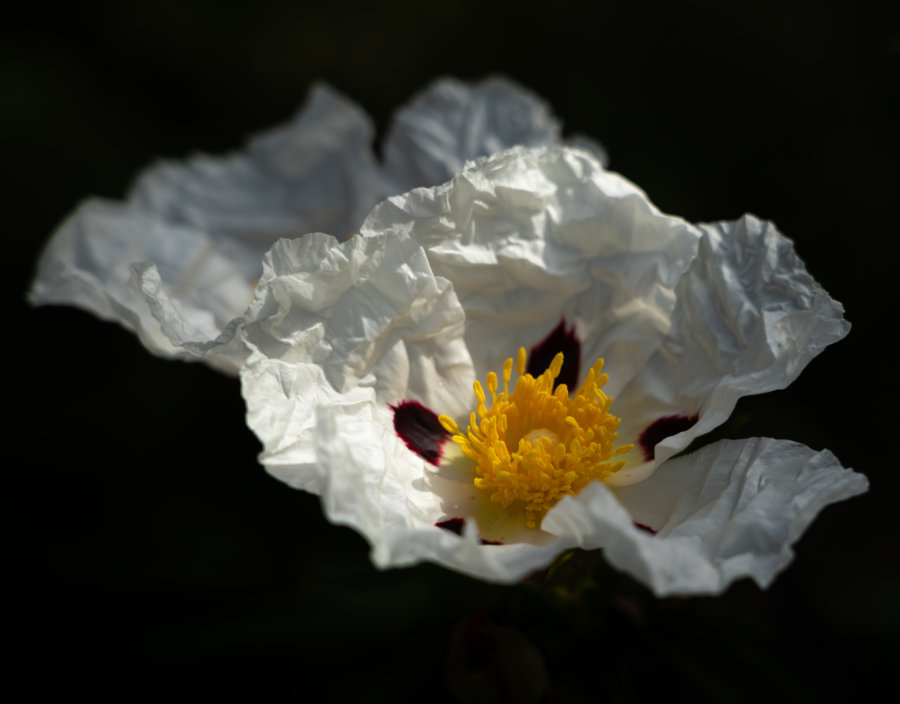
[[440, 348, 632, 529]]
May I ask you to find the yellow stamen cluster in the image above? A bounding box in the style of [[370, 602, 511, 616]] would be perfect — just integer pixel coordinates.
[[439, 348, 632, 529]]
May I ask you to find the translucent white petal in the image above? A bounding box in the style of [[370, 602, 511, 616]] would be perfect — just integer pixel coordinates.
[[128, 83, 384, 250], [363, 146, 700, 397], [29, 200, 252, 372], [242, 358, 376, 493], [33, 79, 585, 373], [242, 232, 475, 413], [545, 437, 868, 595], [307, 403, 867, 589], [314, 400, 575, 582], [382, 76, 609, 195], [241, 230, 477, 489], [31, 84, 384, 373], [614, 215, 850, 467], [383, 76, 565, 192]]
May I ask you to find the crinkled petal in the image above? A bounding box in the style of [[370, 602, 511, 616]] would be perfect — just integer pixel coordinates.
[[242, 359, 376, 492], [383, 76, 565, 193], [33, 79, 589, 374], [241, 231, 477, 488], [130, 261, 250, 371], [29, 200, 252, 373], [30, 84, 384, 373], [544, 437, 868, 595], [366, 149, 849, 462], [313, 401, 575, 581], [614, 215, 850, 469], [382, 76, 608, 195], [363, 146, 700, 396], [129, 83, 384, 250], [242, 232, 475, 411], [310, 409, 867, 589]]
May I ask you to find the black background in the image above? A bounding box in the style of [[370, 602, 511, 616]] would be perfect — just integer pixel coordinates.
[[7, 1, 897, 701]]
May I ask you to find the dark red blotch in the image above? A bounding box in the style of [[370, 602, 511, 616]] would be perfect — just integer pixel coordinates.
[[633, 521, 658, 535], [526, 318, 581, 391], [392, 400, 451, 466], [436, 518, 503, 545], [638, 413, 699, 461]]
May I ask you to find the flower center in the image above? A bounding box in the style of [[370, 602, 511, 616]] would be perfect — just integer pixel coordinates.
[[439, 348, 632, 529]]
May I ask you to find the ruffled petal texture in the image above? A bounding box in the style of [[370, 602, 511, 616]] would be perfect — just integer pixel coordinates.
[[363, 146, 700, 398], [382, 75, 607, 193], [545, 438, 867, 595], [31, 77, 579, 373], [312, 402, 579, 580], [366, 148, 854, 483], [242, 144, 867, 593], [127, 84, 382, 249], [28, 200, 253, 373], [241, 231, 476, 491], [31, 84, 382, 373], [613, 214, 852, 470]]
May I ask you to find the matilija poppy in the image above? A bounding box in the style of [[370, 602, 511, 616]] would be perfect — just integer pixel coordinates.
[[29, 77, 602, 374], [240, 145, 867, 595]]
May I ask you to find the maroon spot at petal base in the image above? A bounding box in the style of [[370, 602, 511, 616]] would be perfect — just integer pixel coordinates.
[[392, 400, 451, 466], [436, 518, 503, 545], [526, 318, 581, 391], [633, 521, 658, 535], [638, 413, 700, 461]]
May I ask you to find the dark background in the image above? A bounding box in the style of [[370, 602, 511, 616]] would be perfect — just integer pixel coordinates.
[[7, 1, 897, 701]]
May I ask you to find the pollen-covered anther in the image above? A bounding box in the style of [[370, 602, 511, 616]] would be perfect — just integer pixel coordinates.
[[439, 349, 633, 529]]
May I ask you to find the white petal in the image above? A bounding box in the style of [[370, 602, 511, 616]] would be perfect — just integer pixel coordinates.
[[242, 359, 376, 492], [129, 83, 384, 248], [30, 84, 384, 373], [615, 215, 850, 466], [33, 80, 580, 374], [382, 76, 565, 193], [241, 230, 477, 489], [313, 400, 575, 582], [29, 200, 252, 373], [241, 231, 475, 413], [364, 146, 700, 395], [544, 437, 867, 596]]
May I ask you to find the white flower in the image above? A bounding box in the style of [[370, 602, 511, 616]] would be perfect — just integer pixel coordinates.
[[29, 77, 593, 374], [241, 145, 867, 595]]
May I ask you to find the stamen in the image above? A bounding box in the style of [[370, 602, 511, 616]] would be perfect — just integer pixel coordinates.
[[443, 348, 633, 529]]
